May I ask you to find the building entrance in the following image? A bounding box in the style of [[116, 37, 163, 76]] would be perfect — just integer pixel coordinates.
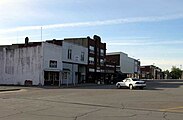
[[44, 71, 59, 86]]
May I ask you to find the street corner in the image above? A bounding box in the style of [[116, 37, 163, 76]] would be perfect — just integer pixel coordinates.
[[0, 86, 22, 93]]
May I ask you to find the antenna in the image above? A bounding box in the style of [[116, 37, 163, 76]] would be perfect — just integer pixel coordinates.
[[41, 27, 42, 41]]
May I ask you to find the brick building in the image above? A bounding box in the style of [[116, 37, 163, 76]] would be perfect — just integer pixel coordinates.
[[140, 65, 163, 79], [64, 35, 115, 83]]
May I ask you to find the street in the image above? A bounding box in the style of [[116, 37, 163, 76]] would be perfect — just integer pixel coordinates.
[[0, 79, 183, 120]]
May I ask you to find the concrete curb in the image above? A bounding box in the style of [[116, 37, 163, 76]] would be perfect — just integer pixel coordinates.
[[0, 88, 21, 92], [41, 84, 110, 89]]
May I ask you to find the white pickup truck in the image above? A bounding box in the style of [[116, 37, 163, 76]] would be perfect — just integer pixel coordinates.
[[116, 78, 146, 90]]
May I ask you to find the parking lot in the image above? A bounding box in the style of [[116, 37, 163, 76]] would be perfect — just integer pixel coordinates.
[[0, 79, 183, 120]]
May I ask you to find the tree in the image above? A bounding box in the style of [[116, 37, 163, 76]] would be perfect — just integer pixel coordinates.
[[170, 66, 182, 79], [163, 70, 170, 79]]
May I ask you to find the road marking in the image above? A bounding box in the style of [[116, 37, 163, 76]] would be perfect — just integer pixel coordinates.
[[160, 106, 183, 113]]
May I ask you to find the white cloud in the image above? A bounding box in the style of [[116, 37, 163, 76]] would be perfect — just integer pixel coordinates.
[[108, 40, 183, 46], [141, 59, 183, 70], [0, 14, 183, 33]]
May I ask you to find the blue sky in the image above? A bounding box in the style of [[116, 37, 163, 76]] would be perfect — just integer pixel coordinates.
[[0, 0, 183, 70]]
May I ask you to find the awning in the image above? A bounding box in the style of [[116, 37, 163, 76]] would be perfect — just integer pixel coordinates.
[[63, 68, 70, 71], [44, 69, 62, 72]]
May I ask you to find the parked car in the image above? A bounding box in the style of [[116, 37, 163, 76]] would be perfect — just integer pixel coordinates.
[[116, 78, 146, 89]]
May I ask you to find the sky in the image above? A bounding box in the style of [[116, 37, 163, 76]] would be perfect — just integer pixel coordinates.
[[0, 0, 183, 70]]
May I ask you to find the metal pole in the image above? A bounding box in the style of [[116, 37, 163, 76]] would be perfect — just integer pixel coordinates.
[[67, 73, 68, 87], [41, 27, 42, 41], [59, 72, 61, 87]]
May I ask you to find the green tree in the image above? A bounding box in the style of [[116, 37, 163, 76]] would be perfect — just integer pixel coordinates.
[[170, 66, 182, 79]]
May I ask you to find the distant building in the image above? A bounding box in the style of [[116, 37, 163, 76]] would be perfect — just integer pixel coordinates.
[[140, 65, 163, 79], [106, 52, 140, 81]]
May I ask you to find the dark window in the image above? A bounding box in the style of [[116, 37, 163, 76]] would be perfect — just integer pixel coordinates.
[[81, 52, 85, 61], [100, 49, 104, 56], [100, 59, 104, 66], [68, 49, 72, 59], [49, 60, 57, 68], [63, 72, 68, 79], [89, 57, 94, 64], [89, 46, 94, 54]]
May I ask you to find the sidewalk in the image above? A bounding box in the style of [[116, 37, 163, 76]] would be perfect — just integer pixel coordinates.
[[0, 83, 114, 90], [41, 83, 110, 89]]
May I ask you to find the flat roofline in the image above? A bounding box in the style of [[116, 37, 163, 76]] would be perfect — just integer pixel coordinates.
[[64, 37, 87, 40], [141, 65, 154, 67], [107, 52, 128, 56]]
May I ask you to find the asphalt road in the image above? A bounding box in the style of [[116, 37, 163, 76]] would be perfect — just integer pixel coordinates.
[[0, 79, 183, 120]]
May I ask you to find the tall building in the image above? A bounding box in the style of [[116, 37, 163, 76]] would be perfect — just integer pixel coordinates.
[[64, 35, 111, 83], [46, 40, 88, 85]]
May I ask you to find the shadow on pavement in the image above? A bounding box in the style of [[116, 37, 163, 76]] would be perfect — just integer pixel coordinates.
[[144, 79, 183, 90], [60, 79, 183, 90], [2, 79, 182, 91]]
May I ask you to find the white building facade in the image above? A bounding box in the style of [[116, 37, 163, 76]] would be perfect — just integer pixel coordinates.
[[0, 39, 89, 86], [107, 52, 140, 78], [0, 42, 62, 86], [62, 41, 88, 85]]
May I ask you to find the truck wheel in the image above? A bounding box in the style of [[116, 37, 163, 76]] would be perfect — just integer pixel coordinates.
[[129, 84, 133, 90]]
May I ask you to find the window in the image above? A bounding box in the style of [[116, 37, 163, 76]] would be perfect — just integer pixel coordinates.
[[89, 68, 95, 72], [97, 58, 100, 65], [63, 72, 68, 79], [100, 59, 104, 66], [81, 52, 85, 61], [89, 46, 94, 54], [97, 48, 99, 55], [68, 49, 72, 59], [89, 57, 94, 64], [101, 69, 105, 72], [49, 60, 57, 68], [126, 79, 131, 82], [100, 49, 104, 56]]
